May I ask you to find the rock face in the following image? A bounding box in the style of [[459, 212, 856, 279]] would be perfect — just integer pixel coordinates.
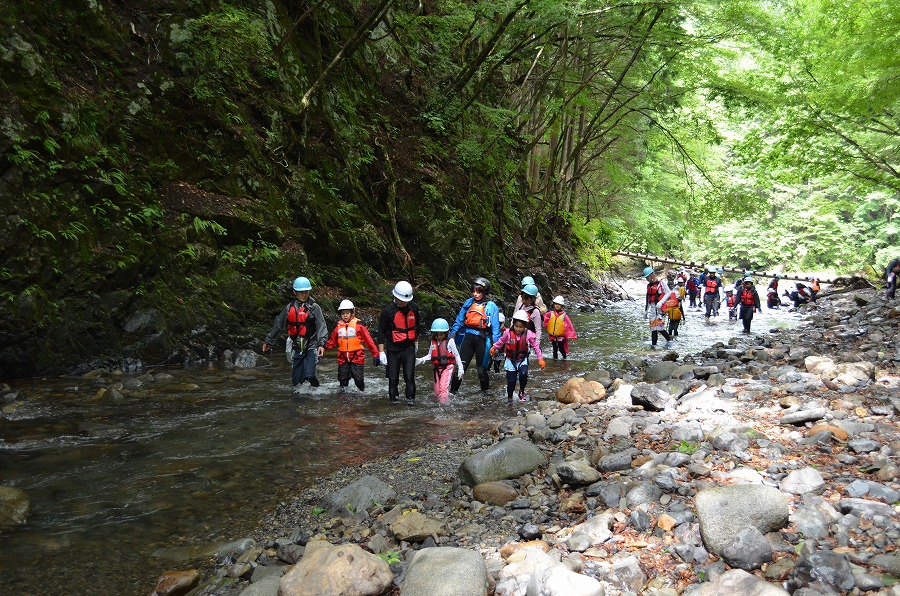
[[458, 437, 547, 487], [279, 543, 392, 596]]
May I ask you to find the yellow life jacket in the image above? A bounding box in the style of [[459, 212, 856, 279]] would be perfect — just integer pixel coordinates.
[[546, 312, 566, 337]]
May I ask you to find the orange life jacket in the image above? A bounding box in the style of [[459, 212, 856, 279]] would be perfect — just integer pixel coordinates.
[[504, 331, 529, 363], [336, 318, 363, 352], [546, 311, 566, 337], [430, 339, 452, 368], [391, 308, 417, 343], [704, 278, 719, 293], [811, 280, 820, 291], [287, 302, 309, 337], [464, 301, 489, 330]]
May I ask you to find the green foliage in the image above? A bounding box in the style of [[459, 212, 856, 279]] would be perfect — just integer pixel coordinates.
[[377, 550, 401, 565]]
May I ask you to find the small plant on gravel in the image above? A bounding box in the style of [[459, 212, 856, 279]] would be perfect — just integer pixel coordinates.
[[377, 550, 401, 565], [311, 506, 326, 516], [677, 440, 700, 454]]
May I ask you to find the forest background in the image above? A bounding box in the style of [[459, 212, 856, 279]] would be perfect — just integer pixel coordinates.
[[0, 0, 897, 379]]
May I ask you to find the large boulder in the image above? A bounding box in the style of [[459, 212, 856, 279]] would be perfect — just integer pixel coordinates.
[[695, 484, 790, 555], [401, 547, 489, 596], [458, 437, 547, 487], [697, 569, 789, 595], [279, 542, 393, 596], [556, 377, 606, 404]]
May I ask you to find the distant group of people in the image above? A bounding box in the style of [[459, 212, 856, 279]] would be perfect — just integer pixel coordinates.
[[262, 275, 578, 405], [643, 265, 828, 340]]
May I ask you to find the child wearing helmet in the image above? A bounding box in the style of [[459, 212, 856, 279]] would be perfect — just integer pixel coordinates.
[[514, 275, 547, 313], [725, 289, 738, 320], [514, 283, 543, 346], [262, 276, 329, 389], [490, 310, 545, 403], [644, 268, 674, 348], [658, 287, 685, 338], [323, 300, 380, 393], [449, 277, 501, 394], [377, 281, 421, 404], [542, 295, 577, 359], [415, 319, 464, 404]]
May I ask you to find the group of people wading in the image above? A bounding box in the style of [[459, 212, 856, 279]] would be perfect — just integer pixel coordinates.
[[262, 276, 577, 405], [643, 265, 826, 344]]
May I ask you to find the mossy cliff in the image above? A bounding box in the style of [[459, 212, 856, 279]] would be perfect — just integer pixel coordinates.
[[0, 1, 586, 379]]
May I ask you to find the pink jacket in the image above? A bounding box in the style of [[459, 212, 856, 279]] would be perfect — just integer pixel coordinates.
[[491, 329, 544, 361], [542, 310, 577, 340]]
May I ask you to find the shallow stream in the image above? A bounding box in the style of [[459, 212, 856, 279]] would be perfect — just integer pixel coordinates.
[[0, 295, 805, 594]]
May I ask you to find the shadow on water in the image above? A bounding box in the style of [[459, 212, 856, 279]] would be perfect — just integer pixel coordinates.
[[0, 298, 806, 594]]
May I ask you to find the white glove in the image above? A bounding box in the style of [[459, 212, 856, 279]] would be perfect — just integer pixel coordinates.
[[456, 366, 465, 379], [379, 352, 387, 366], [415, 356, 429, 366]]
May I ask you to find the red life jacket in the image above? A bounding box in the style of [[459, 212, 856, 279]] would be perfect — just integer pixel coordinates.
[[287, 302, 309, 337], [430, 339, 452, 368], [797, 286, 810, 298], [687, 278, 698, 291], [726, 295, 737, 307], [391, 308, 417, 343], [647, 281, 664, 304], [704, 278, 719, 293], [504, 331, 529, 363], [740, 289, 756, 305], [464, 301, 489, 330]]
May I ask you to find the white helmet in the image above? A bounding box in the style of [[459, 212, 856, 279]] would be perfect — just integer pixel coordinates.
[[392, 280, 413, 301], [552, 295, 565, 306], [511, 310, 530, 324], [498, 313, 506, 323], [338, 299, 354, 311]]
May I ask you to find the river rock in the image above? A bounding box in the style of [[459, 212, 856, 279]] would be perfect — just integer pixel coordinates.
[[151, 569, 199, 596], [697, 569, 789, 595], [526, 563, 605, 596], [0, 485, 30, 527], [630, 382, 674, 411], [695, 484, 790, 555], [720, 526, 772, 571], [390, 510, 448, 542], [779, 467, 825, 495], [401, 547, 489, 596], [472, 481, 518, 505], [644, 361, 679, 383], [279, 542, 392, 596], [318, 474, 396, 516], [556, 459, 601, 486], [556, 377, 606, 404], [458, 437, 547, 487]]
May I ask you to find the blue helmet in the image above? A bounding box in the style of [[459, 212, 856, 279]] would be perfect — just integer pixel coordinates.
[[430, 318, 450, 333], [522, 283, 538, 297], [292, 276, 312, 291], [521, 275, 535, 286], [642, 267, 655, 278]]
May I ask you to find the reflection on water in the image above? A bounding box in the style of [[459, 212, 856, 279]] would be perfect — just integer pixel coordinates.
[[0, 299, 805, 594]]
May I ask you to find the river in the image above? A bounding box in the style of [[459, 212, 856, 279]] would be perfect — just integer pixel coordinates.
[[0, 295, 805, 594]]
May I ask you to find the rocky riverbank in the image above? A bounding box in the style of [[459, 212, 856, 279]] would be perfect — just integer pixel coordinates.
[[153, 288, 900, 596]]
